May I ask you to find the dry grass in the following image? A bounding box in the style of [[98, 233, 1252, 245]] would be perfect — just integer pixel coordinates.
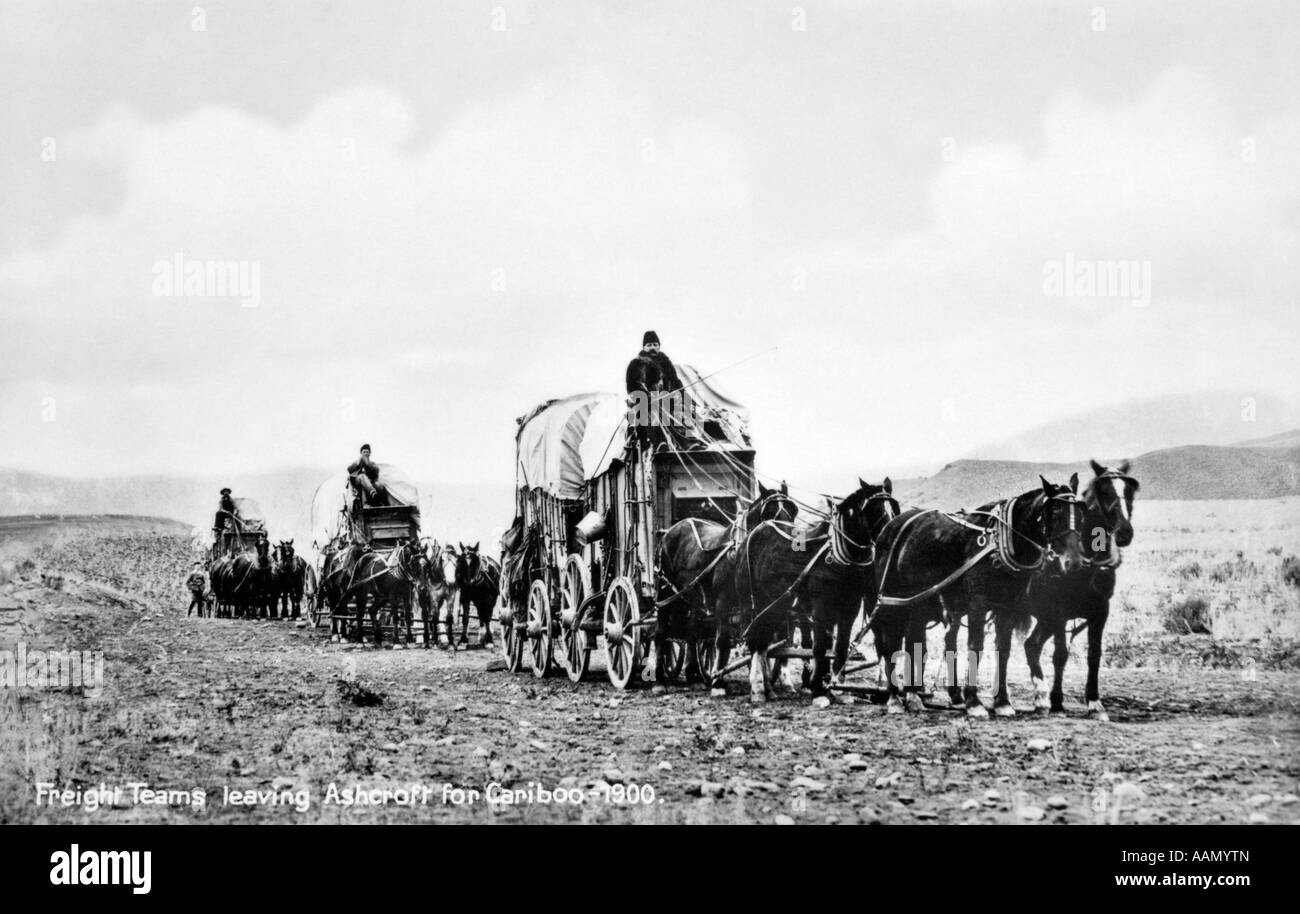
[[1112, 497, 1300, 643]]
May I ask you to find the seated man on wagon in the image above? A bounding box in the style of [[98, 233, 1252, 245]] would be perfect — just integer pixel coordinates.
[[625, 330, 693, 447], [212, 487, 242, 534], [347, 443, 388, 510]]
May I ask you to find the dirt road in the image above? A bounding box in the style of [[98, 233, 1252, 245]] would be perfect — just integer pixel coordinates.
[[2, 518, 1297, 824]]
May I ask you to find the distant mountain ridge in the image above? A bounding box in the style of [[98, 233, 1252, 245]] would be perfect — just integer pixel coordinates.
[[969, 391, 1300, 464], [895, 441, 1300, 509], [0, 466, 514, 552], [4, 429, 1299, 541]]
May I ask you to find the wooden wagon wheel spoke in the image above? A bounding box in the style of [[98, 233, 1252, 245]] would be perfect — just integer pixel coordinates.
[[528, 579, 553, 678], [561, 555, 591, 682], [603, 577, 641, 689]]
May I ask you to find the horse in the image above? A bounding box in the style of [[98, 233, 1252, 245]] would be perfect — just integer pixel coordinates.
[[211, 536, 276, 620], [712, 479, 898, 703], [455, 542, 501, 647], [414, 540, 459, 648], [272, 540, 310, 620], [317, 539, 364, 639], [654, 482, 800, 684], [871, 475, 1086, 717], [208, 554, 234, 618], [1017, 460, 1139, 720], [338, 539, 426, 646]]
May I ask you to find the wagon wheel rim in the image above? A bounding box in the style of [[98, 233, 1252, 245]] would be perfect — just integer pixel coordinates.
[[561, 559, 589, 683], [527, 579, 552, 678], [603, 577, 640, 689], [694, 639, 718, 685], [661, 640, 686, 681], [501, 596, 524, 673]]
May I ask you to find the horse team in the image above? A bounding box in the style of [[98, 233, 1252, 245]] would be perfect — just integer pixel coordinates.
[[659, 460, 1138, 718], [313, 539, 501, 649], [200, 459, 1138, 719], [207, 539, 312, 620]]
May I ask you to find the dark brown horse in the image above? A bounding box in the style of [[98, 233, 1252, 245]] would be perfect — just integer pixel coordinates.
[[653, 482, 799, 683], [338, 539, 425, 646], [413, 539, 458, 648], [872, 476, 1085, 717], [272, 540, 310, 619], [712, 479, 898, 702], [1018, 461, 1138, 720], [455, 542, 501, 647], [211, 536, 275, 619]]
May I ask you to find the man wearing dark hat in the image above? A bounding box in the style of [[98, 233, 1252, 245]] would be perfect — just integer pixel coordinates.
[[625, 330, 682, 397], [347, 443, 386, 508], [213, 488, 242, 535], [626, 330, 687, 447]]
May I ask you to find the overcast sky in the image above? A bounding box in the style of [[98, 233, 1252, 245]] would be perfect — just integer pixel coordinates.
[[2, 0, 1297, 495]]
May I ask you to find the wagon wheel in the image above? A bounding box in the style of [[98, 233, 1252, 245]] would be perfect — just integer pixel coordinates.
[[309, 592, 326, 629], [603, 576, 643, 690], [500, 595, 525, 673], [694, 636, 731, 688], [560, 556, 591, 683], [658, 640, 686, 682], [527, 579, 554, 678]]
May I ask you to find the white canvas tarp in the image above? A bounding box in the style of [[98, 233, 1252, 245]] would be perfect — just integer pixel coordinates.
[[517, 365, 752, 495]]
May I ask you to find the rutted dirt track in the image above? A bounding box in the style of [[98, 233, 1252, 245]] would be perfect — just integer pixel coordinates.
[[2, 518, 1298, 824]]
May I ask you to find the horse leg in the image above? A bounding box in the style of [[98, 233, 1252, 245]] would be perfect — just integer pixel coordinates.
[[354, 593, 366, 644], [1023, 620, 1051, 711], [962, 599, 988, 718], [458, 597, 470, 646], [809, 614, 833, 697], [1085, 606, 1109, 721], [830, 609, 853, 685], [872, 615, 901, 713], [371, 596, 384, 648], [437, 597, 452, 649], [478, 599, 493, 647], [1051, 624, 1069, 714], [943, 613, 963, 707], [992, 611, 1016, 716], [747, 644, 770, 703], [903, 611, 928, 714]]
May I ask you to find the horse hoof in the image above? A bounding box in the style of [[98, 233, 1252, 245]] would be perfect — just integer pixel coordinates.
[[885, 697, 904, 715], [709, 687, 727, 698], [966, 704, 989, 719], [1087, 702, 1109, 722], [904, 694, 926, 714], [1034, 697, 1052, 711], [994, 703, 1016, 718]]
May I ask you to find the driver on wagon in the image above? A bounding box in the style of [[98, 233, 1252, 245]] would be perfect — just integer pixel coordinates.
[[347, 443, 386, 508]]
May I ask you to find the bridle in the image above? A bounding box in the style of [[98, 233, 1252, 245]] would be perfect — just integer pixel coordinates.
[[963, 490, 1085, 573], [827, 491, 898, 567], [1081, 471, 1136, 569]]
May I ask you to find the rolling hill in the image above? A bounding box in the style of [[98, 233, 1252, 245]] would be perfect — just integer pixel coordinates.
[[894, 443, 1300, 509]]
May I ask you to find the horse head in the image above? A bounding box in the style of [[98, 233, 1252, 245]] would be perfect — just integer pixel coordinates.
[[747, 481, 798, 528], [457, 542, 482, 587], [1033, 473, 1086, 573], [828, 477, 900, 563], [1086, 459, 1139, 550]]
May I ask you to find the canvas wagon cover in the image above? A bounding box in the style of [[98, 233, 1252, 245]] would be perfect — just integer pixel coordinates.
[[309, 464, 420, 548], [230, 497, 266, 530], [516, 365, 752, 495]]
